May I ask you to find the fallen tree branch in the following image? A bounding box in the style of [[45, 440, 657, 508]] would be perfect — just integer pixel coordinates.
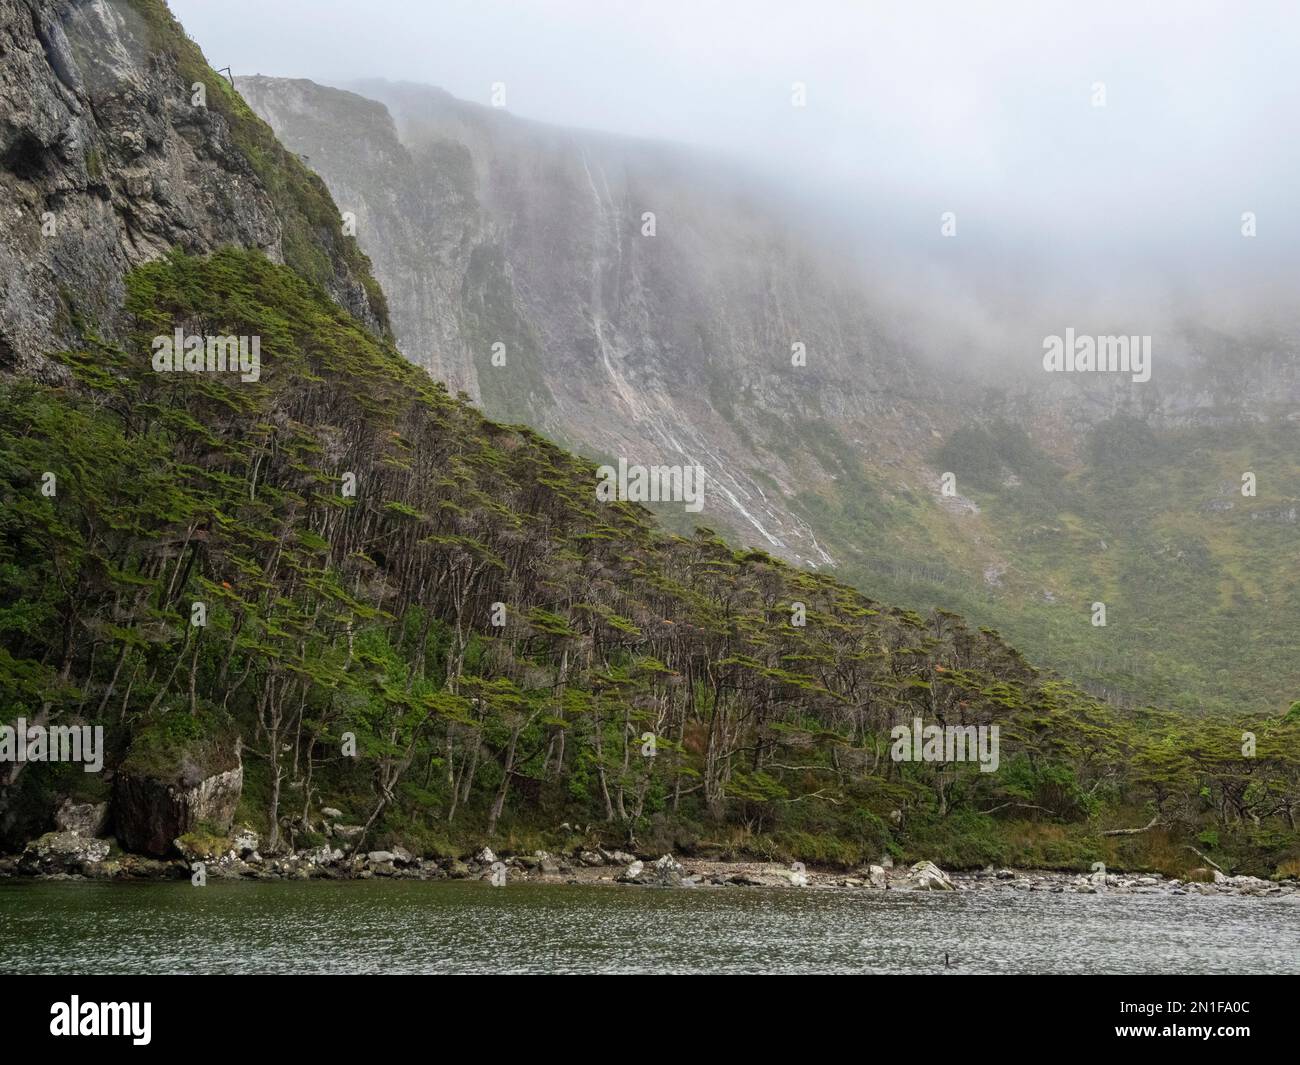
[[981, 802, 1052, 815], [1185, 845, 1224, 872], [1101, 814, 1163, 836], [768, 763, 840, 773], [777, 789, 843, 806]]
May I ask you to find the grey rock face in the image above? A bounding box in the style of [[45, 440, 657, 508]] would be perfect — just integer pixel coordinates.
[[242, 76, 957, 568], [239, 77, 486, 397], [53, 798, 108, 836], [0, 0, 380, 379], [114, 749, 243, 858], [20, 829, 111, 874]]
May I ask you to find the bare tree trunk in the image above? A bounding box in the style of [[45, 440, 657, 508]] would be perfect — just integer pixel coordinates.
[[592, 703, 615, 822], [487, 724, 523, 835]]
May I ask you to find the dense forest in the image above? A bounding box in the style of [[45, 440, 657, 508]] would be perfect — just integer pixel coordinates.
[[1, 246, 1297, 876], [0, 0, 1295, 881]]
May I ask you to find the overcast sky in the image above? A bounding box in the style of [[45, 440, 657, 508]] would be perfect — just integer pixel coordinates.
[[172, 0, 1300, 334]]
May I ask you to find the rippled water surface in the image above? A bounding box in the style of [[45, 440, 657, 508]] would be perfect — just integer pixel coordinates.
[[0, 880, 1295, 974]]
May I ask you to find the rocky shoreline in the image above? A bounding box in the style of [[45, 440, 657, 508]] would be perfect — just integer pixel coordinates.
[[3, 813, 1297, 899]]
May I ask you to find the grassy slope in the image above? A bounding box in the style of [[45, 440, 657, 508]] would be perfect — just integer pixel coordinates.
[[800, 416, 1299, 717]]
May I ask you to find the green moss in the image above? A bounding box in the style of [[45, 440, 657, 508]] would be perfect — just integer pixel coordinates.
[[121, 707, 239, 782], [174, 828, 230, 860]]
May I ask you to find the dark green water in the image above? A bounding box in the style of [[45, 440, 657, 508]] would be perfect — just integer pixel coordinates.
[[0, 880, 1295, 974]]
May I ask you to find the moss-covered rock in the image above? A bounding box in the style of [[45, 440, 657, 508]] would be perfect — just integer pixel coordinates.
[[19, 830, 111, 875], [114, 710, 242, 857]]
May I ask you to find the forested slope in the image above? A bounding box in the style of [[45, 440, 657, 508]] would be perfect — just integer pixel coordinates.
[[2, 247, 1297, 874], [0, 0, 1296, 878]]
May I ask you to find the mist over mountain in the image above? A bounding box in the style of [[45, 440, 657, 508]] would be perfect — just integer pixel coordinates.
[[237, 72, 1299, 715], [240, 74, 962, 567], [1, 2, 1297, 960], [174, 0, 1300, 368]]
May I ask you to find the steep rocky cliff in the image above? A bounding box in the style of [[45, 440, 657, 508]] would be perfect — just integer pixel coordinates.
[[0, 0, 393, 851], [114, 713, 242, 856], [241, 74, 1298, 716], [240, 75, 962, 568], [0, 0, 387, 379]]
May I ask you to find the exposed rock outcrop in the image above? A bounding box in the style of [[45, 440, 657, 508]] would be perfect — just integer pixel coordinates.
[[0, 0, 386, 380], [113, 719, 243, 857], [114, 761, 241, 857], [19, 829, 110, 875], [54, 798, 108, 837]]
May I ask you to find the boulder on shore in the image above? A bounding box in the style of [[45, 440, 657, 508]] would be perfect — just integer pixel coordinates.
[[231, 827, 259, 859], [113, 713, 242, 857], [653, 854, 684, 887], [896, 860, 954, 891], [298, 844, 340, 866], [54, 799, 109, 837], [19, 831, 111, 875]]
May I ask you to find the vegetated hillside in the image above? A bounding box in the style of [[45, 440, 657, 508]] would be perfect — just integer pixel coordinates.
[[241, 75, 1300, 717], [824, 409, 1300, 716], [2, 247, 1297, 875], [0, 1, 1294, 877]]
